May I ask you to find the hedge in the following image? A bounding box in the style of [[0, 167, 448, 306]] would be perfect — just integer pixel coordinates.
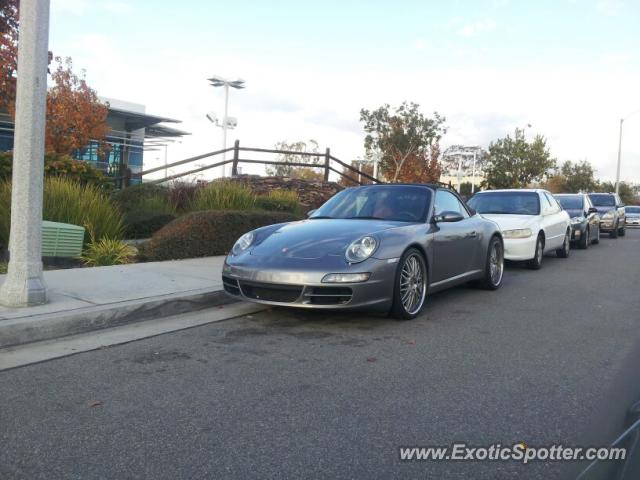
[[140, 210, 300, 261], [123, 211, 177, 239]]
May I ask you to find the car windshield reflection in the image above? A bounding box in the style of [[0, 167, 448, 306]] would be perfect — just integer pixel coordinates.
[[468, 192, 541, 215], [309, 185, 432, 222]]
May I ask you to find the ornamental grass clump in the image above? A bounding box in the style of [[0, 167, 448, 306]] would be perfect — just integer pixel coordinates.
[[255, 189, 301, 214], [189, 181, 256, 212], [0, 177, 124, 249]]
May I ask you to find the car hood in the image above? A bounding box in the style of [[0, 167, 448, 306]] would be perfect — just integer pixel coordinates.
[[627, 213, 640, 218], [250, 219, 408, 259], [593, 206, 616, 215], [478, 214, 538, 231], [565, 208, 585, 219]]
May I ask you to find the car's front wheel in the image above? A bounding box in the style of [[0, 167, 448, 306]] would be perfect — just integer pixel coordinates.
[[619, 224, 626, 236], [610, 222, 619, 238], [592, 225, 600, 244], [578, 227, 590, 249], [390, 248, 427, 320], [479, 235, 504, 290], [526, 235, 544, 270], [556, 229, 570, 258]]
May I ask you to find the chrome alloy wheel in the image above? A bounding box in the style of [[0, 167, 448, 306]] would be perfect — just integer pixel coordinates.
[[489, 240, 504, 286], [399, 253, 426, 315]]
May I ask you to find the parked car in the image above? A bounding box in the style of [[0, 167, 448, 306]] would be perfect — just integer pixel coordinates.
[[223, 184, 504, 319], [625, 206, 640, 227], [588, 192, 626, 238], [467, 189, 571, 269], [554, 193, 601, 249]]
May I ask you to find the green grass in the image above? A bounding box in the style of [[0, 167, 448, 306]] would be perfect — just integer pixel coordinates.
[[80, 238, 137, 266], [0, 262, 6, 274]]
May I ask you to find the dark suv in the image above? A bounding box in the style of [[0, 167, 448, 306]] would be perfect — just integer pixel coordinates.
[[588, 193, 626, 238]]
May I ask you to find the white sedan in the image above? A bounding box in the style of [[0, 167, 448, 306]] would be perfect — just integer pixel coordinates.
[[467, 189, 571, 269]]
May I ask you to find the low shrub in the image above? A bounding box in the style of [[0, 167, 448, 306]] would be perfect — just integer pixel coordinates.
[[111, 183, 170, 214], [0, 262, 6, 274], [0, 177, 123, 248], [123, 211, 177, 239], [140, 210, 300, 261], [255, 189, 301, 214], [0, 152, 11, 181], [189, 181, 256, 212], [81, 239, 137, 267]]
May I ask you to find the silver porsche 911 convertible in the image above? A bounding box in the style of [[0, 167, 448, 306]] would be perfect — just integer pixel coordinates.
[[222, 184, 504, 319]]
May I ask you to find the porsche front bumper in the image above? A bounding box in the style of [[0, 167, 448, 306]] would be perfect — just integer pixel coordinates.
[[222, 256, 398, 311]]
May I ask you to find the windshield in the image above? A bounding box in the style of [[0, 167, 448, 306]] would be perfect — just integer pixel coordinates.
[[626, 206, 640, 214], [555, 195, 583, 210], [310, 185, 432, 222], [588, 194, 615, 207], [468, 191, 540, 215]]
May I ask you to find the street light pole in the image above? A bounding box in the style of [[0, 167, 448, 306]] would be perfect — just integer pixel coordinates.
[[0, 0, 50, 307], [221, 83, 229, 177], [208, 76, 245, 179]]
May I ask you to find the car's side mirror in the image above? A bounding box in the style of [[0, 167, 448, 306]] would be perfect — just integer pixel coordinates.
[[588, 207, 598, 214], [434, 211, 464, 223], [467, 206, 477, 216], [618, 204, 625, 209], [306, 209, 317, 217]]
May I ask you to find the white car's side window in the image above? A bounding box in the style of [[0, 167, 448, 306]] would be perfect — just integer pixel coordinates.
[[540, 193, 553, 215]]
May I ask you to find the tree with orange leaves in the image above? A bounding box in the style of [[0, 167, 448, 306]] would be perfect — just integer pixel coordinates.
[[1, 3, 109, 156], [0, 0, 18, 111], [45, 57, 109, 155]]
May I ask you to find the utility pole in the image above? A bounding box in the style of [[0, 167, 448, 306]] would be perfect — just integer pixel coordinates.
[[615, 118, 623, 194], [0, 0, 50, 307]]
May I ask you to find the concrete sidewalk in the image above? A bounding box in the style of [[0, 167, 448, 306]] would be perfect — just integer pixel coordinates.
[[0, 257, 232, 348]]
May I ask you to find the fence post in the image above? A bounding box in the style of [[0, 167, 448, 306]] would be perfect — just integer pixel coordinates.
[[232, 140, 240, 176], [324, 148, 330, 182]]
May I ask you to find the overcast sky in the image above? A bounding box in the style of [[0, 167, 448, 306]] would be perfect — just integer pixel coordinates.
[[49, 0, 640, 182]]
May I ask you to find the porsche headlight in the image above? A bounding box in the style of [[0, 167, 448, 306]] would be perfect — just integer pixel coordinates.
[[502, 228, 533, 239], [345, 236, 378, 263], [571, 216, 585, 224], [232, 231, 255, 255], [602, 210, 615, 220]]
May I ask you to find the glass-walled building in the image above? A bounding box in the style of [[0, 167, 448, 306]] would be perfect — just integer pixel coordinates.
[[0, 97, 189, 184]]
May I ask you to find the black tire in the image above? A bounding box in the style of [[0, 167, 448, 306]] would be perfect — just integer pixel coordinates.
[[556, 229, 571, 258], [610, 223, 619, 238], [526, 235, 544, 270], [390, 248, 427, 320], [578, 227, 589, 249], [619, 225, 626, 236], [479, 236, 504, 290], [592, 225, 600, 244]]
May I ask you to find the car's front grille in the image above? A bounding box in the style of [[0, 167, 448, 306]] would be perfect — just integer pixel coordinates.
[[239, 281, 303, 303], [222, 275, 241, 296], [303, 286, 353, 305]]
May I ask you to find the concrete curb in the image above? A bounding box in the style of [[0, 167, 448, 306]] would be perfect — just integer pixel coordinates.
[[0, 288, 234, 349]]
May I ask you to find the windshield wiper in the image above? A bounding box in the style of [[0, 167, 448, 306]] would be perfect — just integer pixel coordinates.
[[347, 216, 385, 220], [309, 216, 334, 219]]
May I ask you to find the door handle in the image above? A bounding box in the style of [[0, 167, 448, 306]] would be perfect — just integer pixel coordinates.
[[469, 231, 477, 238]]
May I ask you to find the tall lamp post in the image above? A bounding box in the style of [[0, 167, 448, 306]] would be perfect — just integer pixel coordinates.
[[615, 110, 639, 194], [0, 0, 50, 307], [208, 76, 245, 178]]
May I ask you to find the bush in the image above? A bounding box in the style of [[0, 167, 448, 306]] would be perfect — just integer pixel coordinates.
[[255, 189, 301, 214], [123, 211, 177, 239], [81, 238, 137, 266], [140, 210, 300, 261], [0, 262, 6, 274], [189, 181, 256, 212], [0, 152, 112, 189], [0, 177, 124, 249], [110, 183, 170, 214], [168, 181, 202, 212]]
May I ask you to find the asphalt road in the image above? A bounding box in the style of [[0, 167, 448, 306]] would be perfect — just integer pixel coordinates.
[[2, 229, 640, 480]]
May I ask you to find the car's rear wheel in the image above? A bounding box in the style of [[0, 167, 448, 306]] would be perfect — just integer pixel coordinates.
[[610, 222, 619, 238], [619, 224, 626, 236], [526, 235, 544, 270], [479, 236, 504, 290], [556, 229, 570, 258], [390, 248, 427, 320], [578, 227, 589, 249]]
